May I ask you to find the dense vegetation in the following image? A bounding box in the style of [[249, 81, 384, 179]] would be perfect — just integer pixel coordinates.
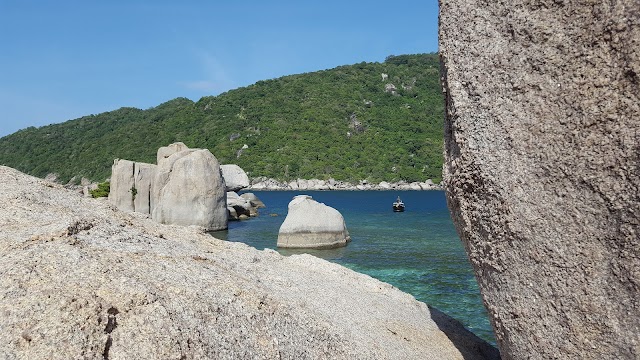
[[89, 181, 110, 198], [0, 54, 444, 184]]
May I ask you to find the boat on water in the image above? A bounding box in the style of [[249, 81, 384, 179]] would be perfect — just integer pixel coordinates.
[[393, 196, 405, 212]]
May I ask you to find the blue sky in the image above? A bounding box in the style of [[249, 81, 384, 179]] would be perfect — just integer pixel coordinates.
[[0, 1, 439, 137]]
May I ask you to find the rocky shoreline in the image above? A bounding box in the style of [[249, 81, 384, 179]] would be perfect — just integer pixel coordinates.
[[0, 165, 498, 359], [49, 174, 442, 196], [248, 177, 443, 191]]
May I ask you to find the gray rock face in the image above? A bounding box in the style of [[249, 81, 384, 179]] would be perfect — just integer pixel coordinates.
[[0, 166, 499, 359], [278, 195, 351, 249], [440, 2, 639, 359], [156, 142, 189, 166], [152, 148, 228, 231], [220, 164, 250, 192], [108, 159, 135, 212], [133, 162, 157, 214], [108, 159, 157, 215]]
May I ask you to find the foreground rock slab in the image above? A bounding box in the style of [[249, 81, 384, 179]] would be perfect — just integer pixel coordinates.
[[0, 166, 499, 360], [440, 1, 639, 359]]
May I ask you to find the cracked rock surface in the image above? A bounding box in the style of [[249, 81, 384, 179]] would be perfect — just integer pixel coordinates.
[[0, 166, 499, 360]]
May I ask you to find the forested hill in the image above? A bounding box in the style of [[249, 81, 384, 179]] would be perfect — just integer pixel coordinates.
[[0, 53, 444, 184]]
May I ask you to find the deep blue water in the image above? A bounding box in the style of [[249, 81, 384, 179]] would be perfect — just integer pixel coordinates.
[[211, 190, 495, 344]]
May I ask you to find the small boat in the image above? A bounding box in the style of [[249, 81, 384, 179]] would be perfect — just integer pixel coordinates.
[[392, 196, 405, 212]]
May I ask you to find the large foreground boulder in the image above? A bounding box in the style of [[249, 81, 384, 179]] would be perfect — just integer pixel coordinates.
[[152, 148, 227, 231], [277, 195, 351, 249], [0, 166, 499, 359], [440, 1, 639, 359]]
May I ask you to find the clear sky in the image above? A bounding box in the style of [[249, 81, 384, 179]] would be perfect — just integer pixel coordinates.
[[0, 1, 439, 138]]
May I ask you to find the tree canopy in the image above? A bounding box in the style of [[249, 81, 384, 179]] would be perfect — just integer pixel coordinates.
[[0, 53, 444, 184]]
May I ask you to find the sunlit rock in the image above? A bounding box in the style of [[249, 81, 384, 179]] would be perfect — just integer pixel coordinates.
[[278, 195, 350, 249], [152, 148, 227, 230]]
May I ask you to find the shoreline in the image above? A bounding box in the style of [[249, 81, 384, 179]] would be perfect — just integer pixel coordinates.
[[1, 165, 499, 359], [247, 177, 443, 191]]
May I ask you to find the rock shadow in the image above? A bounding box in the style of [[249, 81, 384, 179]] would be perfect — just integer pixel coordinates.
[[428, 305, 501, 360]]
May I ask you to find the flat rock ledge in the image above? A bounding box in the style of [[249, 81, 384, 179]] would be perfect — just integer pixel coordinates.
[[0, 166, 499, 360]]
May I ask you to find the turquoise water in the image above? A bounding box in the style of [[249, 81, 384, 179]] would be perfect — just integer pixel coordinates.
[[211, 190, 495, 344]]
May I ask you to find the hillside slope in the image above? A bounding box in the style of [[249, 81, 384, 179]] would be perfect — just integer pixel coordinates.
[[0, 54, 443, 184]]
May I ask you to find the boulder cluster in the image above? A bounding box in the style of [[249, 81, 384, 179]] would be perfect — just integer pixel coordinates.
[[226, 191, 265, 221], [108, 143, 257, 231]]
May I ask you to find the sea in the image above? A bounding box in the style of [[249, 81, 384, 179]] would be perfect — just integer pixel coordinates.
[[210, 190, 496, 345]]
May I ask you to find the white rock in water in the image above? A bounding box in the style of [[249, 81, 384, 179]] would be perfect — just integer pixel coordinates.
[[277, 195, 350, 249], [240, 192, 266, 208], [226, 191, 253, 219]]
